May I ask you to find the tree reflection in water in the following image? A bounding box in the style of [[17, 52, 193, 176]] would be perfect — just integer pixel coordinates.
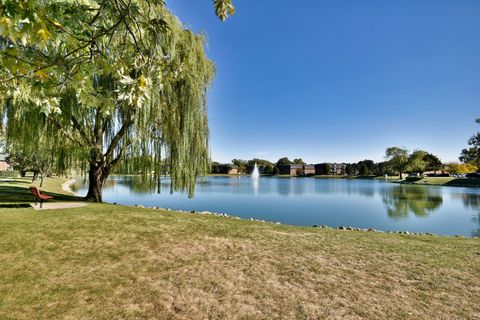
[[382, 186, 443, 219], [117, 176, 213, 195], [120, 176, 159, 194], [460, 193, 480, 237]]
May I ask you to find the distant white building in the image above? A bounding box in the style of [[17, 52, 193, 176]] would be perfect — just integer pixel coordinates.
[[0, 153, 10, 171]]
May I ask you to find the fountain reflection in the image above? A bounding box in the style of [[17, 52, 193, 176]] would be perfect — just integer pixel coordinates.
[[381, 186, 443, 219]]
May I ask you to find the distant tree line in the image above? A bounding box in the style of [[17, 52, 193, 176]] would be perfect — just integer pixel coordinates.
[[211, 148, 476, 179], [458, 118, 480, 171], [211, 117, 480, 178]]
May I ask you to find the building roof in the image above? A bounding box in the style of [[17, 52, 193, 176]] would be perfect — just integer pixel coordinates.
[[279, 164, 314, 168], [314, 163, 346, 167]]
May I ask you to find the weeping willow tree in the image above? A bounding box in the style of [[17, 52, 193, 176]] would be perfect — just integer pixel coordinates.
[[0, 0, 234, 202]]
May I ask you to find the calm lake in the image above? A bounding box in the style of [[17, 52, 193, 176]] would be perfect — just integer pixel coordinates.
[[76, 176, 480, 237]]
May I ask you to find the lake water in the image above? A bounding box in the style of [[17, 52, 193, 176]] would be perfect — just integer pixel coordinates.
[[76, 176, 480, 237]]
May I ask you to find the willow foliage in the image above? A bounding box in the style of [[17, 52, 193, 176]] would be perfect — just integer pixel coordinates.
[[0, 1, 220, 201]]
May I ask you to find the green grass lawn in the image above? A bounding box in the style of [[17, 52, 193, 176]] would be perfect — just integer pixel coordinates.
[[0, 178, 479, 319], [0, 177, 78, 206], [407, 177, 480, 188]]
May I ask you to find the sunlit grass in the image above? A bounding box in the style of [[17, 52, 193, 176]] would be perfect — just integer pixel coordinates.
[[414, 177, 480, 187], [0, 178, 479, 319]]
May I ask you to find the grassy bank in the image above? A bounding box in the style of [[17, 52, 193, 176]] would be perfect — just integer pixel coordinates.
[[0, 178, 479, 319], [402, 177, 480, 188], [0, 176, 78, 206]]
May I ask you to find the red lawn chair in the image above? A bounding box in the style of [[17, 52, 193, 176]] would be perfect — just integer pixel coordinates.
[[29, 186, 53, 208]]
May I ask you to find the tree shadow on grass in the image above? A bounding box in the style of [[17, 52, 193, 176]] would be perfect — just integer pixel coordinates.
[[0, 185, 80, 205], [0, 180, 30, 185], [0, 204, 31, 208]]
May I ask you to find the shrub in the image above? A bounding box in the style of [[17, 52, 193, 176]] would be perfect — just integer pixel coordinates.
[[466, 172, 480, 178], [0, 170, 20, 178], [405, 176, 422, 182], [447, 162, 478, 174]]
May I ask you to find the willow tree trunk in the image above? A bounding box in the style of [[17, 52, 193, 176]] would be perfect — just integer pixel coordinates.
[[84, 163, 109, 202]]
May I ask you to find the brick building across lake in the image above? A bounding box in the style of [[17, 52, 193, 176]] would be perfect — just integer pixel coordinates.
[[279, 164, 315, 176], [314, 163, 347, 175], [0, 154, 10, 171], [211, 164, 238, 175]]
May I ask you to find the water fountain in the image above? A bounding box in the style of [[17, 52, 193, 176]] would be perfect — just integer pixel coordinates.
[[252, 163, 259, 196], [251, 163, 260, 179]]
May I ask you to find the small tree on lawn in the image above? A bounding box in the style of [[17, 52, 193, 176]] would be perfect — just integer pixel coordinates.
[[408, 150, 428, 175], [447, 162, 478, 175], [423, 153, 443, 174], [459, 119, 480, 168], [385, 147, 409, 179]]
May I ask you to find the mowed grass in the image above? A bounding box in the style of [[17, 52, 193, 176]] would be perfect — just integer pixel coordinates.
[[408, 177, 480, 188], [0, 176, 78, 205], [0, 179, 479, 319]]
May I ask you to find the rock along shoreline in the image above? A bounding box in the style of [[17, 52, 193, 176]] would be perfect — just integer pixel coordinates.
[[129, 204, 473, 238]]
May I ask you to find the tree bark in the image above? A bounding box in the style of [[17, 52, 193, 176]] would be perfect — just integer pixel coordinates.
[[84, 162, 109, 202]]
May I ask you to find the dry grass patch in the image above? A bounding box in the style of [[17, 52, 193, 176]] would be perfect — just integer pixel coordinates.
[[0, 203, 479, 319]]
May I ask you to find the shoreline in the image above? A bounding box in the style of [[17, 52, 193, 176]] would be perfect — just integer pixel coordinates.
[[61, 178, 77, 194], [209, 174, 480, 188], [2, 196, 478, 319], [129, 204, 475, 238], [71, 176, 478, 238]]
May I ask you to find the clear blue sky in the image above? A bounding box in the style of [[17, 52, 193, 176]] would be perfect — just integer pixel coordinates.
[[168, 0, 480, 164]]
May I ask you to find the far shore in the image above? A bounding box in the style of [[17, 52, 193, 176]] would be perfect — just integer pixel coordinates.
[[209, 173, 480, 187]]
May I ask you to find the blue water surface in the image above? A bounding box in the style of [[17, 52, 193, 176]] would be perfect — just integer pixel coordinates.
[[77, 176, 480, 237]]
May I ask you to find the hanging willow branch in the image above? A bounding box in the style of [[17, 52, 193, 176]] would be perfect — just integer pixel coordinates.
[[0, 1, 215, 202]]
